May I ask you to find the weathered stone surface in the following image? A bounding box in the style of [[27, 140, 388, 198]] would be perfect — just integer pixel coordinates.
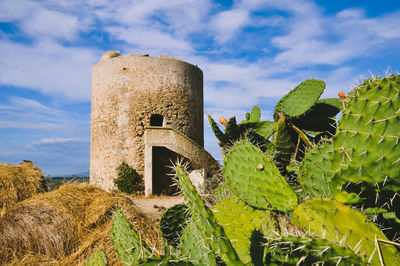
[[90, 52, 212, 193]]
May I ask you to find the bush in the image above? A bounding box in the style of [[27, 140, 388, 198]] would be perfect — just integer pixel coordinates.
[[114, 162, 139, 194]]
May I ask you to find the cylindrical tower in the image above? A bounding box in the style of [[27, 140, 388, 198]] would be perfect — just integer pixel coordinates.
[[90, 51, 204, 191]]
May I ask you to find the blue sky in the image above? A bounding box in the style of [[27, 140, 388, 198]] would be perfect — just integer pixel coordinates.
[[1, 0, 400, 176]]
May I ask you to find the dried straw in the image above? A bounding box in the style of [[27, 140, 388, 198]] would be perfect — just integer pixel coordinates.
[[0, 162, 45, 216], [0, 183, 161, 265]]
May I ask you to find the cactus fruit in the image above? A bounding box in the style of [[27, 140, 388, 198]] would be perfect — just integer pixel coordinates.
[[174, 166, 242, 265], [330, 75, 400, 221], [84, 250, 108, 266], [275, 79, 326, 118], [223, 141, 298, 211], [179, 220, 217, 265], [212, 195, 276, 264], [264, 236, 361, 265], [160, 204, 190, 248], [291, 197, 400, 266], [219, 117, 227, 125], [111, 209, 152, 265], [298, 142, 334, 197]]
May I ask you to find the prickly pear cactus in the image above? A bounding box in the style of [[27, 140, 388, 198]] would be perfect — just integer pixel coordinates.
[[223, 141, 298, 211], [137, 256, 193, 265], [264, 236, 361, 265], [291, 197, 400, 266], [330, 75, 400, 221], [212, 195, 276, 264], [298, 141, 334, 197], [238, 120, 276, 141], [174, 166, 242, 265], [179, 220, 217, 265], [84, 250, 107, 266], [290, 98, 341, 133], [111, 209, 152, 265], [273, 116, 298, 174], [208, 114, 229, 147], [160, 204, 190, 248], [275, 79, 326, 117], [249, 105, 261, 122]]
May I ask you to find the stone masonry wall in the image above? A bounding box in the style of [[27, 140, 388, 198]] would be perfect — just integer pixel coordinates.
[[90, 52, 203, 191]]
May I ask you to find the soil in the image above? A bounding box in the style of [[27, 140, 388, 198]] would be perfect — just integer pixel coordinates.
[[130, 195, 185, 219]]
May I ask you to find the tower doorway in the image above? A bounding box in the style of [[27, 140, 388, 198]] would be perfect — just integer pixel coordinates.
[[152, 146, 190, 195]]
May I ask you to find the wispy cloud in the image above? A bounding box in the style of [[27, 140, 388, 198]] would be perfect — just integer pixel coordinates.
[[0, 39, 99, 101], [210, 8, 250, 43], [27, 137, 84, 149]]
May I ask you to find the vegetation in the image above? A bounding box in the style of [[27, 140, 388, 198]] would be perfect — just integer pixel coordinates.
[[104, 74, 400, 265], [114, 162, 140, 194]]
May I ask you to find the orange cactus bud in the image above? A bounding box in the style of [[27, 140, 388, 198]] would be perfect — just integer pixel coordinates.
[[219, 117, 227, 125], [338, 91, 346, 99]]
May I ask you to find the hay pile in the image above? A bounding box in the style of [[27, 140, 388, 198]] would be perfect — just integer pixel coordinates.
[[0, 183, 161, 265], [0, 162, 46, 215]]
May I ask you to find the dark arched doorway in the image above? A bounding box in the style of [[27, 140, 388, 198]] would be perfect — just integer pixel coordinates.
[[152, 146, 191, 195]]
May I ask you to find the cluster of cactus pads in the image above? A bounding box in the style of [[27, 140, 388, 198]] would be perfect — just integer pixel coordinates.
[[86, 75, 400, 265]]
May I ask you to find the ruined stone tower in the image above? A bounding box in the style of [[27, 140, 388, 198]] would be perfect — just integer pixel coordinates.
[[90, 51, 216, 195]]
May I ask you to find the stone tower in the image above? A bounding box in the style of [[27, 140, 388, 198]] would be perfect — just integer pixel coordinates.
[[90, 51, 216, 195]]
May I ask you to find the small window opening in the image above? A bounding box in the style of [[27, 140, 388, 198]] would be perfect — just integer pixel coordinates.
[[150, 114, 163, 126]]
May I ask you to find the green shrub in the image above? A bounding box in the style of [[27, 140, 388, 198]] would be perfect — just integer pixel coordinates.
[[114, 162, 139, 194]]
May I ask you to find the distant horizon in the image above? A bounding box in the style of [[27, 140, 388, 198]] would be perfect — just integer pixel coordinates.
[[1, 0, 400, 175]]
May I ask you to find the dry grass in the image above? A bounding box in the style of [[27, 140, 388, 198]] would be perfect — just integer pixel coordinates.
[[0, 162, 46, 216], [0, 183, 162, 265]]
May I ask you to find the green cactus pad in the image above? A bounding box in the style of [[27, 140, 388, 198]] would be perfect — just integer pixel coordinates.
[[223, 141, 298, 211], [84, 250, 108, 266], [174, 166, 242, 265], [298, 142, 334, 197], [137, 256, 193, 265], [238, 121, 276, 140], [208, 115, 229, 146], [160, 204, 191, 248], [212, 195, 276, 264], [111, 209, 152, 265], [264, 236, 361, 265], [290, 98, 341, 132], [273, 116, 297, 173], [330, 75, 400, 215], [249, 105, 261, 122], [180, 220, 217, 265], [225, 117, 240, 141], [275, 79, 326, 117], [213, 182, 233, 203], [291, 197, 400, 266]]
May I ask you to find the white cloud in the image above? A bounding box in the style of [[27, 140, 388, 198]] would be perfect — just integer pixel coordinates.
[[20, 9, 81, 41], [106, 26, 193, 55], [8, 97, 63, 116], [210, 9, 250, 43], [268, 3, 400, 66], [0, 39, 100, 101], [0, 0, 37, 21], [29, 137, 83, 146]]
